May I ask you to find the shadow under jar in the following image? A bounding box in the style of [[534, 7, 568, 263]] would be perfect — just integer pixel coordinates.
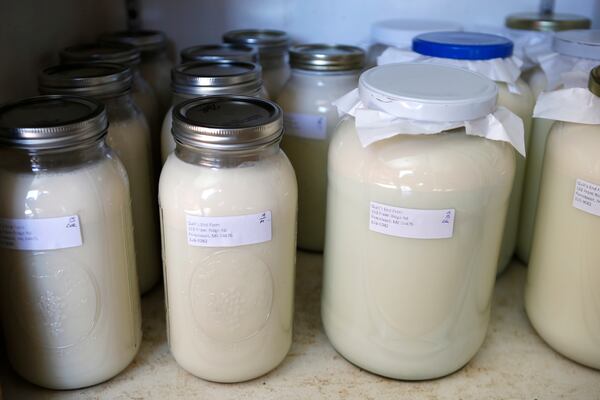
[[159, 96, 297, 382], [322, 63, 518, 380], [0, 96, 141, 390]]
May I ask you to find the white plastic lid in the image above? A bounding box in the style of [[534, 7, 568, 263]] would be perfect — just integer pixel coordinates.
[[371, 19, 463, 48], [553, 29, 600, 61], [359, 63, 498, 122]]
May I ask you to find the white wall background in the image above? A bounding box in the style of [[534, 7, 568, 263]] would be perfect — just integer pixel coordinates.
[[138, 0, 599, 55]]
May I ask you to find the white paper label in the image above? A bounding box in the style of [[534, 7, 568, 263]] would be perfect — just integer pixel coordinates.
[[369, 202, 455, 239], [0, 215, 83, 251], [186, 211, 272, 247], [572, 179, 600, 217], [283, 112, 327, 140]]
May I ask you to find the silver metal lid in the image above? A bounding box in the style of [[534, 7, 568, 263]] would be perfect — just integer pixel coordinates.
[[505, 12, 591, 32], [39, 63, 133, 98], [180, 44, 259, 63], [223, 29, 289, 58], [172, 61, 263, 96], [290, 44, 365, 71], [60, 42, 141, 66], [100, 30, 167, 53], [0, 95, 107, 150], [172, 95, 283, 151]]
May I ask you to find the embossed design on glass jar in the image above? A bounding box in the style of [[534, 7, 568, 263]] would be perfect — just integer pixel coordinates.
[[10, 258, 100, 349], [190, 251, 273, 343]]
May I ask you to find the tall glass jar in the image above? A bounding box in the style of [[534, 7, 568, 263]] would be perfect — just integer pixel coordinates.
[[160, 61, 267, 163], [223, 29, 290, 99], [277, 44, 364, 251], [39, 63, 160, 294], [60, 42, 162, 169], [0, 96, 141, 389], [180, 43, 258, 64], [525, 68, 600, 370], [518, 29, 600, 264], [159, 96, 297, 382], [101, 30, 174, 114], [322, 64, 517, 380]]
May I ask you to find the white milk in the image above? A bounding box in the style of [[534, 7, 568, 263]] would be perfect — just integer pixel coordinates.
[[131, 70, 162, 168], [159, 96, 297, 382], [525, 121, 600, 369], [262, 65, 291, 100], [323, 119, 515, 380], [277, 44, 364, 251]]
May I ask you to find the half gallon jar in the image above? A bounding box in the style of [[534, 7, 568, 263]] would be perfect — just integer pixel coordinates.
[[39, 63, 161, 294], [160, 61, 267, 162], [159, 96, 297, 382], [0, 96, 141, 389], [277, 44, 364, 251], [322, 64, 517, 380]]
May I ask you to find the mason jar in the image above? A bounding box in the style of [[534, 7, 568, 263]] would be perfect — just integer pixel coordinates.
[[101, 30, 174, 114], [60, 42, 162, 168], [180, 43, 258, 64], [525, 67, 600, 370], [0, 96, 141, 389], [39, 63, 160, 294], [322, 64, 517, 380], [277, 44, 364, 251], [223, 29, 290, 99], [160, 61, 267, 163], [159, 96, 297, 382]]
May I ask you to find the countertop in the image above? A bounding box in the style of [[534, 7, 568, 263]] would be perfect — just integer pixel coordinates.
[[1, 253, 599, 400]]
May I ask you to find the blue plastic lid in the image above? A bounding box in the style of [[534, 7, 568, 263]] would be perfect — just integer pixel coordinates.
[[412, 31, 514, 60]]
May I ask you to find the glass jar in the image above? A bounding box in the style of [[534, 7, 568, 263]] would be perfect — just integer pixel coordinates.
[[401, 31, 534, 272], [159, 96, 297, 382], [180, 43, 258, 64], [60, 42, 163, 168], [277, 44, 364, 251], [223, 29, 290, 99], [518, 29, 600, 264], [39, 63, 160, 294], [161, 61, 267, 163], [0, 96, 141, 389], [366, 19, 462, 67], [101, 30, 174, 114], [322, 64, 516, 380], [525, 69, 600, 370]]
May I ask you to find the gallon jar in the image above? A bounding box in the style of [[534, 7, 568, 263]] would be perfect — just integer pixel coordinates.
[[0, 96, 141, 389], [160, 61, 267, 163], [518, 29, 600, 264], [525, 67, 600, 370], [366, 19, 462, 67], [180, 43, 258, 64], [39, 63, 160, 294], [323, 64, 521, 380], [101, 30, 174, 114], [159, 96, 297, 382], [385, 31, 534, 272], [277, 44, 364, 251], [60, 42, 162, 169], [223, 29, 290, 99]]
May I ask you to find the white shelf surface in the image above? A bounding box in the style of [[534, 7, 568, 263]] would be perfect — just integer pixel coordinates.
[[2, 253, 599, 399]]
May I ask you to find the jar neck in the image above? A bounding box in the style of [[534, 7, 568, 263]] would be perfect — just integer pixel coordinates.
[[174, 140, 281, 168], [102, 91, 139, 121], [0, 138, 111, 173], [141, 50, 167, 63], [290, 68, 360, 85]]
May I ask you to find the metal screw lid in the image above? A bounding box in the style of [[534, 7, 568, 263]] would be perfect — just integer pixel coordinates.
[[100, 30, 167, 53], [60, 43, 141, 66], [39, 63, 133, 98], [589, 65, 600, 97], [180, 44, 258, 64], [172, 61, 263, 96], [0, 95, 107, 150], [290, 44, 365, 71], [505, 12, 591, 32], [223, 29, 290, 59], [172, 95, 283, 151]]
